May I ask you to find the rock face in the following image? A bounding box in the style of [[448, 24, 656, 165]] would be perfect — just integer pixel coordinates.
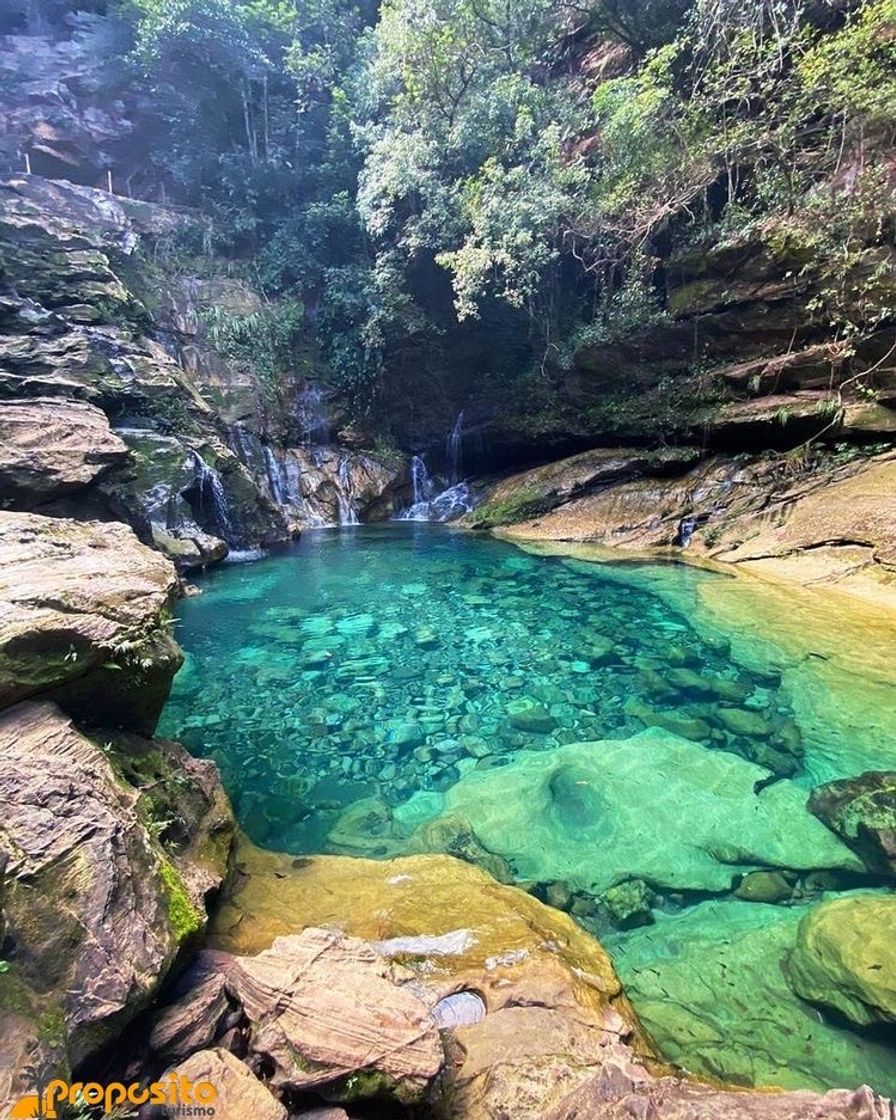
[[786, 895, 896, 1028], [363, 730, 861, 896], [226, 929, 444, 1104], [0, 511, 180, 732], [0, 174, 404, 559], [471, 448, 896, 612], [809, 773, 896, 877], [0, 397, 128, 506], [0, 701, 232, 1102]]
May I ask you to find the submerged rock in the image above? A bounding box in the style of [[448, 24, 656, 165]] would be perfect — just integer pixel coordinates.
[[613, 898, 896, 1096], [809, 772, 896, 877], [734, 869, 794, 904], [505, 695, 557, 733], [403, 729, 861, 896], [786, 894, 896, 1028], [600, 879, 654, 929], [205, 841, 893, 1118]]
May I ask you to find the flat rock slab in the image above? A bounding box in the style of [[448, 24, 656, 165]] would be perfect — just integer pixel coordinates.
[[0, 397, 127, 505], [400, 728, 861, 894], [612, 897, 896, 1096], [546, 1066, 893, 1119], [225, 928, 444, 1105], [0, 510, 180, 727]]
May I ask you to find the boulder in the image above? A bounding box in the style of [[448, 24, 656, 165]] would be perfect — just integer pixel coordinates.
[[809, 772, 896, 876], [0, 511, 181, 732], [164, 1049, 285, 1120], [786, 894, 896, 1028], [0, 701, 228, 1097], [734, 869, 794, 904], [0, 398, 128, 506], [224, 928, 444, 1105]]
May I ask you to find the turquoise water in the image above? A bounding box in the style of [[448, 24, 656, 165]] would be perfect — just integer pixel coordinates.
[[160, 525, 896, 1096], [160, 524, 801, 852]]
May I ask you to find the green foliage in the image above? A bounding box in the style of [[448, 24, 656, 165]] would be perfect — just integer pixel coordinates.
[[94, 0, 896, 433], [202, 298, 306, 382]]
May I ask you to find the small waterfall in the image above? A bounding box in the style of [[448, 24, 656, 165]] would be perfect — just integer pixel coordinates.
[[336, 453, 360, 525], [190, 450, 233, 537], [446, 410, 464, 483], [395, 454, 473, 522], [297, 383, 328, 446]]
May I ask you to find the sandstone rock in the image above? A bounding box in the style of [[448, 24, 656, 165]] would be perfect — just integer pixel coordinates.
[[164, 1049, 285, 1120], [622, 696, 712, 741], [715, 706, 773, 738], [0, 511, 180, 732], [148, 968, 230, 1063], [0, 397, 128, 505], [546, 1066, 893, 1119], [224, 929, 444, 1104], [786, 894, 896, 1027], [809, 772, 896, 876], [505, 696, 556, 733], [600, 879, 653, 928], [208, 842, 895, 1119], [0, 702, 206, 1083]]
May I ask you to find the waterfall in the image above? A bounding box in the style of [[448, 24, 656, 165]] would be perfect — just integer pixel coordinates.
[[336, 453, 360, 525], [190, 450, 233, 537], [395, 453, 473, 522], [446, 410, 464, 483], [297, 383, 328, 446]]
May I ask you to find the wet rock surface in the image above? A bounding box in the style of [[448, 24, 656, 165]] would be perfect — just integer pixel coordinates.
[[809, 773, 896, 877], [481, 448, 896, 611]]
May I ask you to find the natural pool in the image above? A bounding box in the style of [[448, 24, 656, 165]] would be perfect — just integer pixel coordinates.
[[160, 524, 896, 1096]]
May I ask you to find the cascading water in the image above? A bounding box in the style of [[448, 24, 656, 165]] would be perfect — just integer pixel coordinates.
[[446, 410, 464, 483], [189, 450, 233, 538], [297, 383, 329, 446], [394, 453, 473, 522], [336, 452, 360, 525]]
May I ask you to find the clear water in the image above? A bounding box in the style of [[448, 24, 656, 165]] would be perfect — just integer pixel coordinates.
[[161, 525, 804, 850], [160, 525, 896, 1096]]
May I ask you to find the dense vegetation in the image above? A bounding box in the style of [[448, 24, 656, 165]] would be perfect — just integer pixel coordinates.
[[6, 0, 896, 449]]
